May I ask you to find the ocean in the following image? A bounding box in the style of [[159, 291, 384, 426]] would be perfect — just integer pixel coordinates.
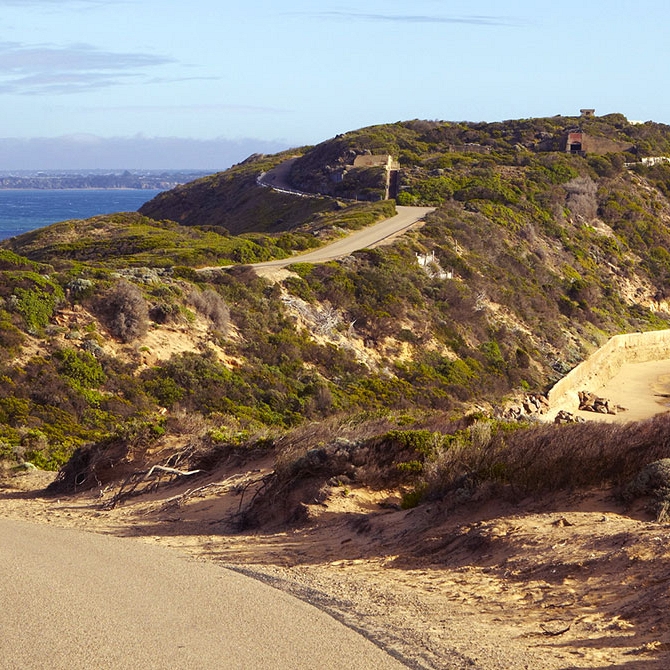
[[0, 189, 164, 241]]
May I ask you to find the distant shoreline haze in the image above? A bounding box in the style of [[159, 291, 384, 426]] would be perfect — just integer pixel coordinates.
[[0, 170, 212, 190], [0, 136, 291, 172]]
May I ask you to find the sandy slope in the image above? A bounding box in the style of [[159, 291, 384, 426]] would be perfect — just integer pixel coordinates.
[[549, 358, 670, 424], [2, 463, 670, 668], [2, 361, 670, 669]]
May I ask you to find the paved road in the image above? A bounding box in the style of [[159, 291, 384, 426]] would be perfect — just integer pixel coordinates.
[[0, 519, 407, 669], [251, 205, 435, 271], [256, 157, 307, 197]]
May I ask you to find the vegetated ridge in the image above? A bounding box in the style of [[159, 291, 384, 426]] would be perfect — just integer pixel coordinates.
[[1, 111, 670, 498], [6, 111, 670, 667]]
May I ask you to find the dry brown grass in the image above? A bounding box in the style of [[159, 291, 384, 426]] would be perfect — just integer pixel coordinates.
[[415, 414, 670, 504], [248, 413, 670, 520], [188, 288, 230, 332], [96, 279, 149, 343]]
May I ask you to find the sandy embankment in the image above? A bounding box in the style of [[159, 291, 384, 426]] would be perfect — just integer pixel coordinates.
[[546, 329, 670, 422], [4, 331, 670, 668]]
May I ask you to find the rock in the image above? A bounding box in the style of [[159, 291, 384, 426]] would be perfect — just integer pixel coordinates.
[[579, 390, 618, 414], [552, 516, 574, 527], [502, 394, 550, 421], [554, 410, 585, 424], [13, 462, 37, 471]]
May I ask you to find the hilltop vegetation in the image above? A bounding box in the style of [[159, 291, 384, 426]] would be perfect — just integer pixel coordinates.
[[138, 150, 338, 234], [2, 113, 670, 506]]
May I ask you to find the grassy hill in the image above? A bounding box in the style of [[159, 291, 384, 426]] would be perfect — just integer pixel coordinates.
[[2, 112, 670, 505]]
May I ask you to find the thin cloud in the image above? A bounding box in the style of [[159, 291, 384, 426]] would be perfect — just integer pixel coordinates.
[[297, 11, 522, 27], [0, 73, 136, 95], [84, 102, 292, 115], [0, 41, 175, 94], [143, 75, 222, 86]]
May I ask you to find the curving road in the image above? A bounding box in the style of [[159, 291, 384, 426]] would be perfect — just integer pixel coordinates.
[[0, 519, 407, 669], [249, 205, 435, 272], [204, 155, 435, 273]]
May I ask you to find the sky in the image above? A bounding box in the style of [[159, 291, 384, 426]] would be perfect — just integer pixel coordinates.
[[1, 0, 670, 169]]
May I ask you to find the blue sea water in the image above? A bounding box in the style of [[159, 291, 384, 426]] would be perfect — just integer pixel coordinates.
[[0, 189, 164, 241]]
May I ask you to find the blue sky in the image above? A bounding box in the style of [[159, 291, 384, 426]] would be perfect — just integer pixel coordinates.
[[1, 0, 669, 169]]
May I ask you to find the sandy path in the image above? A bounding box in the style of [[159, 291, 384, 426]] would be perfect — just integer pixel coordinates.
[[563, 358, 670, 423], [197, 206, 434, 278], [0, 518, 406, 670]]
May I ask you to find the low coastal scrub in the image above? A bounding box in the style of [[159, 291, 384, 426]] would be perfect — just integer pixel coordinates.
[[232, 413, 670, 526], [395, 415, 670, 508], [3, 112, 670, 485]]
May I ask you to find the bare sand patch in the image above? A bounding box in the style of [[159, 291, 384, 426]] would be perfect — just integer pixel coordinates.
[[550, 358, 670, 424], [2, 461, 670, 669]]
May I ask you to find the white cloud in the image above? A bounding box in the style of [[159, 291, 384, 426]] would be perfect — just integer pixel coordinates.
[[0, 41, 175, 94]]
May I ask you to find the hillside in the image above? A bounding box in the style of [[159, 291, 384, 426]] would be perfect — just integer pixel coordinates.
[[137, 150, 339, 234], [5, 111, 670, 666], [1, 112, 670, 474]]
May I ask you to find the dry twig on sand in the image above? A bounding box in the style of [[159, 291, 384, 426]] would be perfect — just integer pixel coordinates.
[[157, 471, 266, 513], [102, 465, 205, 510]]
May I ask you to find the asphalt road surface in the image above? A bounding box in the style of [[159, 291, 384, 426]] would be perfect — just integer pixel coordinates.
[[251, 205, 435, 271], [0, 519, 407, 669]]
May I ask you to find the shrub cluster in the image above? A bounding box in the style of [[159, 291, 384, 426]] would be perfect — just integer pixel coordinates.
[[188, 288, 230, 332], [97, 279, 149, 343], [397, 414, 670, 507]]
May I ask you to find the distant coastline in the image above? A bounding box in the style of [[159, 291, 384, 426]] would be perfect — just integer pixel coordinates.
[[0, 170, 211, 190], [0, 188, 165, 241]]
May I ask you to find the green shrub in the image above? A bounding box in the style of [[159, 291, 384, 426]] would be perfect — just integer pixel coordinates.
[[55, 348, 106, 389], [6, 273, 64, 332]]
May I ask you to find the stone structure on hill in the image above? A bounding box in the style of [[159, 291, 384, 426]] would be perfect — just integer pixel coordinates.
[[447, 143, 492, 155], [352, 154, 400, 199], [352, 154, 400, 170], [565, 131, 634, 156], [641, 156, 670, 166], [415, 251, 452, 279]]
